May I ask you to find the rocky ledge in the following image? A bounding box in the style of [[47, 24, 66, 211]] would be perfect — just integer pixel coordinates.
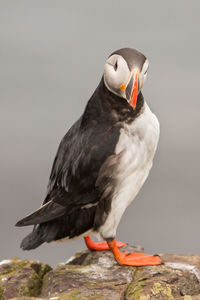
[[0, 244, 200, 299]]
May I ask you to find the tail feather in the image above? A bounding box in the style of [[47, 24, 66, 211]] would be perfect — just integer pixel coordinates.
[[20, 220, 62, 250], [20, 226, 44, 250], [20, 204, 97, 250]]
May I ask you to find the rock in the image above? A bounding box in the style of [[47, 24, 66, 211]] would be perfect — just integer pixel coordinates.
[[0, 246, 200, 299], [0, 258, 51, 299], [9, 298, 46, 300]]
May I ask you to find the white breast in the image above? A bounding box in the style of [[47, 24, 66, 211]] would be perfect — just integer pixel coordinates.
[[99, 102, 160, 239]]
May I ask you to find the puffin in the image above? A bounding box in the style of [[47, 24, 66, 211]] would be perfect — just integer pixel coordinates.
[[16, 48, 162, 266]]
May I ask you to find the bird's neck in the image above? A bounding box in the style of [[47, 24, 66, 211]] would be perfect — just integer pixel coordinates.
[[81, 78, 144, 127]]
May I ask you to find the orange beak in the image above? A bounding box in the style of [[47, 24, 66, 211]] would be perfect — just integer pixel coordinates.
[[129, 73, 138, 110]]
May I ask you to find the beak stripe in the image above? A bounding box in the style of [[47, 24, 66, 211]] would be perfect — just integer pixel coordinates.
[[125, 74, 133, 100], [129, 73, 138, 110]]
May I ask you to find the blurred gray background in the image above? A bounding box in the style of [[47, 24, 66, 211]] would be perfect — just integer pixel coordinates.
[[1, 0, 199, 267]]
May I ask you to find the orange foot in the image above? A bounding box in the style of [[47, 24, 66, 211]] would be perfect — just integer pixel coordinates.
[[108, 239, 162, 266], [84, 235, 126, 251]]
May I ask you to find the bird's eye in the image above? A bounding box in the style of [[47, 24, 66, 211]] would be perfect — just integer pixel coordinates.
[[114, 61, 118, 71]]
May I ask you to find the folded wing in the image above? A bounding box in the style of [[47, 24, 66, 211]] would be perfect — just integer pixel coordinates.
[[15, 200, 66, 226]]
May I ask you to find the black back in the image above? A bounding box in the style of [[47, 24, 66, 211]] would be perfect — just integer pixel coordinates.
[[19, 78, 144, 249]]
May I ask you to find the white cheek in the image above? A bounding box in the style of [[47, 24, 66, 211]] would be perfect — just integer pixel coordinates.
[[139, 73, 147, 89], [139, 71, 148, 89], [104, 65, 118, 90], [143, 73, 147, 84], [104, 55, 130, 95], [140, 59, 149, 88]]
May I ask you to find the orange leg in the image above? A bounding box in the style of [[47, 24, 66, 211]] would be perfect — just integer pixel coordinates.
[[84, 235, 126, 251], [107, 239, 162, 266]]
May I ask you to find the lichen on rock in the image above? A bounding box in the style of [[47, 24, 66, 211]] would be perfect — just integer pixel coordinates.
[[0, 246, 200, 299], [0, 257, 52, 299]]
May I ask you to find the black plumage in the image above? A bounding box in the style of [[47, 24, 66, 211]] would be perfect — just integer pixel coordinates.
[[16, 78, 144, 250]]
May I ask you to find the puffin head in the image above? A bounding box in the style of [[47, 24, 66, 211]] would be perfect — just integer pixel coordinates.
[[104, 48, 149, 109]]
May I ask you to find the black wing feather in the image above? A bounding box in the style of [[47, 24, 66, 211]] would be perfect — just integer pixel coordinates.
[[16, 86, 121, 229], [15, 200, 66, 227], [16, 79, 141, 248]]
